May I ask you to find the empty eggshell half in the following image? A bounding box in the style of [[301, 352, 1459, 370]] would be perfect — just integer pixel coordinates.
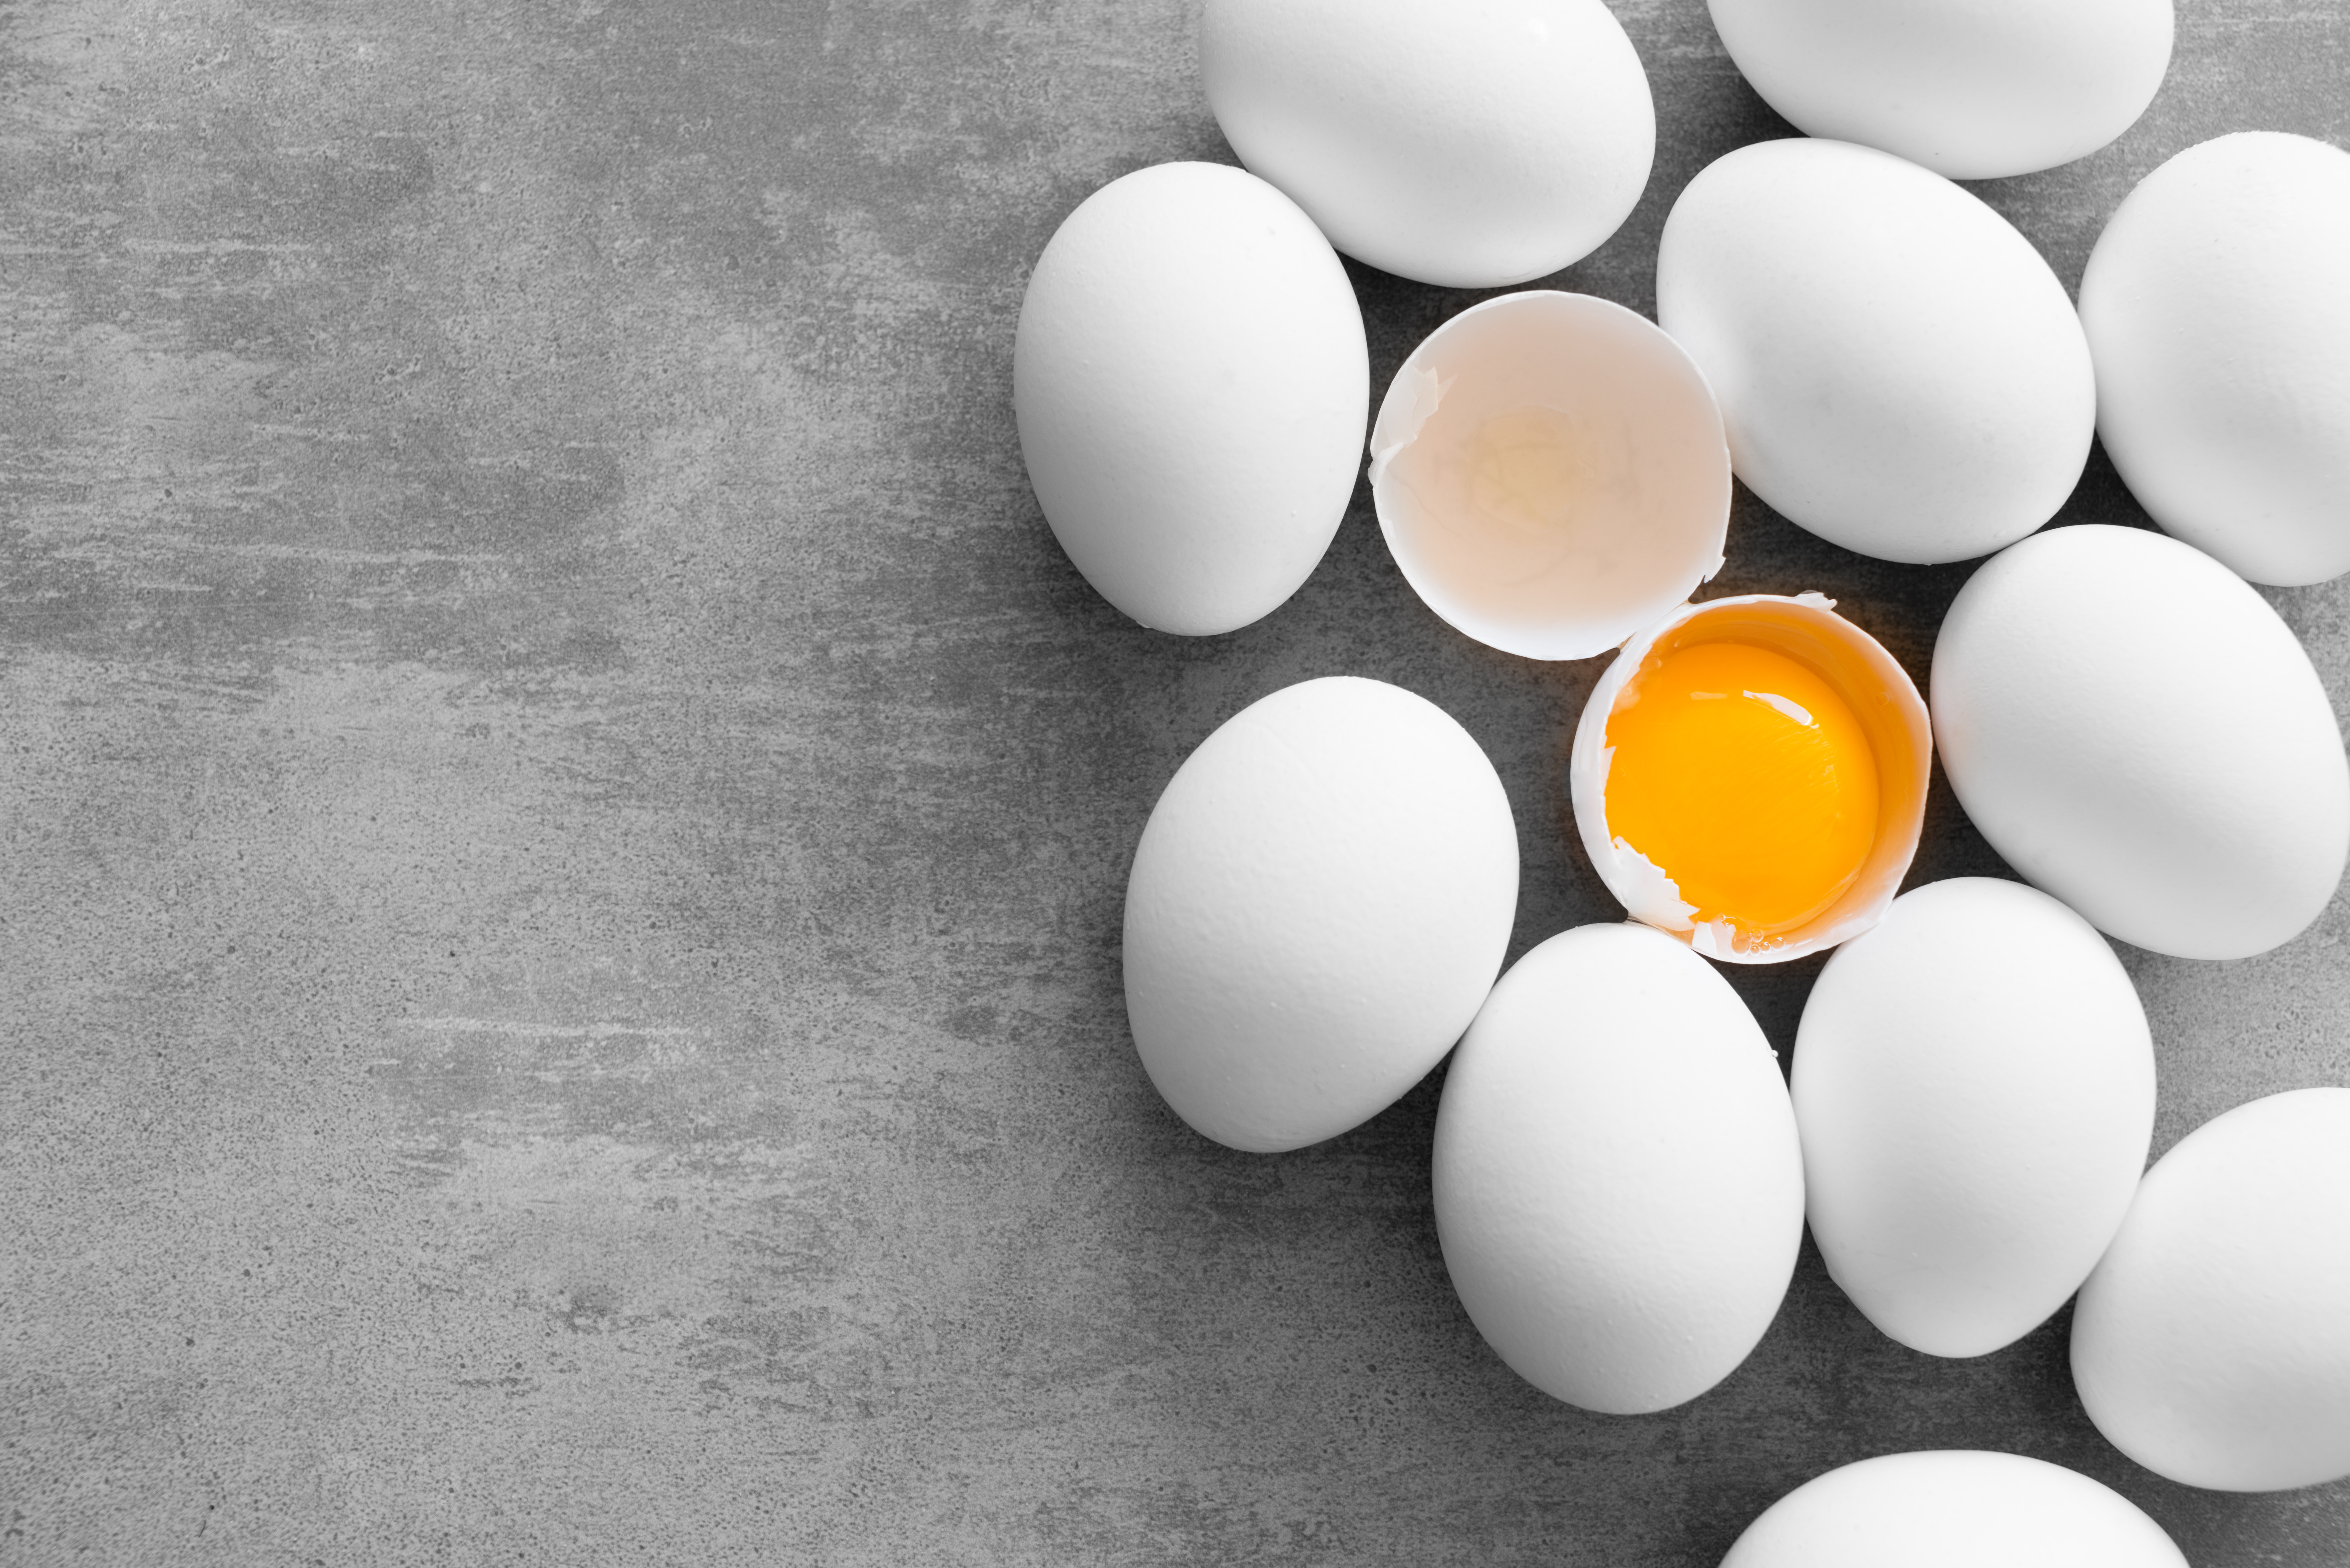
[[1368, 291, 1731, 661], [1570, 593, 1930, 962]]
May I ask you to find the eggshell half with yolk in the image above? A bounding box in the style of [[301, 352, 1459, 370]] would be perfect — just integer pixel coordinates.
[[1568, 593, 1931, 962]]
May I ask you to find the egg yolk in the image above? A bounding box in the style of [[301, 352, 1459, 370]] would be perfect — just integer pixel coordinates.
[[1603, 640, 1880, 939]]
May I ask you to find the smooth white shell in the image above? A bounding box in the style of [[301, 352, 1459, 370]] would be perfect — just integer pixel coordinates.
[[1931, 524, 2350, 960], [1721, 1451, 2188, 1568], [2081, 132, 2350, 586], [1707, 0, 2173, 179], [1367, 291, 1731, 660], [1123, 677, 1518, 1153], [2072, 1087, 2350, 1492], [1013, 162, 1369, 635], [1793, 878, 2154, 1358], [1656, 139, 2095, 564], [1200, 0, 1655, 288], [1431, 922, 1803, 1413]]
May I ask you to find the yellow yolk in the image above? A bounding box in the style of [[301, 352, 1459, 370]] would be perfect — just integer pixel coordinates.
[[1603, 640, 1880, 939]]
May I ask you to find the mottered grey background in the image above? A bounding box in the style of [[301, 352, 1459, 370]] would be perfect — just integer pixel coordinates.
[[4, 0, 2347, 1562]]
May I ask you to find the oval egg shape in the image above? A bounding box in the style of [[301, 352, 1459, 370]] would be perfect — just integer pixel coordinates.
[[1707, 0, 2173, 179], [1931, 524, 2350, 960], [1014, 162, 1369, 635], [1432, 922, 1803, 1413], [1793, 877, 2155, 1357], [1721, 1451, 2188, 1568], [2081, 132, 2350, 585], [1656, 138, 2095, 564], [2072, 1087, 2350, 1492], [1201, 0, 1654, 288], [1124, 676, 1518, 1153]]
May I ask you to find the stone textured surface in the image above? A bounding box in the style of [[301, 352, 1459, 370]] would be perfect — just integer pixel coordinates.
[[4, 1, 2346, 1563]]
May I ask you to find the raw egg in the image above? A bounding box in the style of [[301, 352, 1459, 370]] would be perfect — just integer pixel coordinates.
[[1432, 922, 1804, 1414], [2080, 132, 2350, 585], [1014, 162, 1368, 635], [1368, 291, 1731, 660], [1570, 593, 1930, 962], [1721, 1451, 2189, 1568], [2071, 1087, 2350, 1492], [1707, 0, 2173, 179], [1656, 138, 2095, 563], [1931, 524, 2350, 960], [1200, 0, 1654, 287], [1123, 677, 1519, 1153]]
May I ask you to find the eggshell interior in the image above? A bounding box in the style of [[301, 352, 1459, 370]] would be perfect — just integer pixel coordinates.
[[1368, 290, 1730, 661], [1569, 593, 1930, 962]]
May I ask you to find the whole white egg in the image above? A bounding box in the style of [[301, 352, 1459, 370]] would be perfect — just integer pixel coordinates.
[[2072, 1087, 2350, 1492], [2080, 132, 2350, 586], [1014, 162, 1368, 636], [1123, 676, 1518, 1153], [1655, 139, 2095, 564], [1431, 922, 1803, 1413], [1793, 878, 2154, 1358], [1707, 0, 2172, 179], [1721, 1450, 2188, 1568], [1931, 524, 2350, 960], [1199, 0, 1654, 288]]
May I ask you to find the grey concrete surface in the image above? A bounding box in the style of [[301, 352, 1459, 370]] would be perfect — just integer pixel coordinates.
[[4, 0, 2347, 1563]]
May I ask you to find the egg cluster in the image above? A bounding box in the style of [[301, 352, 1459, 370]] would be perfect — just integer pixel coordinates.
[[1014, 0, 2350, 1555]]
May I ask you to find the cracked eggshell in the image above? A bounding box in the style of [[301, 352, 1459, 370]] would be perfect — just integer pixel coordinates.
[[1123, 676, 1519, 1154], [1656, 138, 2095, 563], [2081, 132, 2350, 585], [1708, 0, 2173, 179], [1931, 524, 2350, 960], [1793, 877, 2155, 1358], [2072, 1087, 2350, 1492], [1569, 593, 1930, 962], [1431, 922, 1803, 1414], [1014, 162, 1369, 636], [1367, 290, 1731, 660], [1721, 1451, 2189, 1568], [1200, 0, 1654, 288]]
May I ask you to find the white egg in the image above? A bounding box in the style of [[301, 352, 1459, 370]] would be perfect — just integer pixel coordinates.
[[2072, 1087, 2350, 1492], [1931, 524, 2350, 960], [1124, 677, 1518, 1153], [1199, 0, 1654, 288], [1793, 878, 2154, 1358], [1707, 0, 2172, 179], [1656, 139, 2095, 564], [1014, 162, 1368, 636], [1721, 1451, 2188, 1568], [2080, 132, 2350, 586], [1431, 922, 1803, 1413]]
